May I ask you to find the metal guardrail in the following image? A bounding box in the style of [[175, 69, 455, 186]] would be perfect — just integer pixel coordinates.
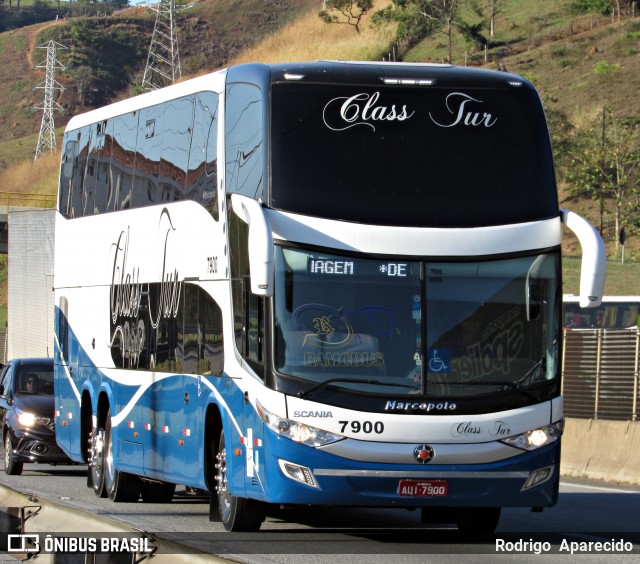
[[562, 328, 640, 421], [0, 193, 56, 208]]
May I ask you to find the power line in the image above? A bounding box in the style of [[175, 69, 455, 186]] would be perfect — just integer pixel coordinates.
[[141, 0, 182, 92], [34, 40, 66, 160]]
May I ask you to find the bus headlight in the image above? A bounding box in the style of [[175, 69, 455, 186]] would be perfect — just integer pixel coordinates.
[[256, 401, 345, 447], [500, 420, 564, 451]]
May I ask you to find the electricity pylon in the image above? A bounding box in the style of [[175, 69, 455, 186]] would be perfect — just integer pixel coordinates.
[[34, 40, 66, 160], [141, 0, 182, 92]]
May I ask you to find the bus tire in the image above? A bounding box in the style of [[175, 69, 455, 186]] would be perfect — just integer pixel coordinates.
[[140, 480, 176, 503], [104, 409, 141, 502], [456, 507, 501, 534], [215, 429, 266, 532], [89, 428, 107, 498]]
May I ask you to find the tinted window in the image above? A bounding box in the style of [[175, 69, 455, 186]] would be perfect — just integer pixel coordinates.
[[94, 120, 111, 214], [70, 126, 90, 218], [16, 364, 54, 395], [160, 96, 194, 201], [270, 83, 558, 227], [58, 91, 220, 219], [110, 281, 223, 375], [225, 83, 264, 200], [181, 284, 224, 375], [188, 92, 219, 220], [59, 138, 77, 217], [132, 106, 163, 208], [109, 111, 138, 211]]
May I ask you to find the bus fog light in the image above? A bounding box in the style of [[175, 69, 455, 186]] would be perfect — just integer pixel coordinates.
[[522, 465, 555, 491], [278, 459, 319, 488]]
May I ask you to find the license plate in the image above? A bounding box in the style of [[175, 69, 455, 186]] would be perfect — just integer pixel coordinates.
[[398, 479, 448, 497]]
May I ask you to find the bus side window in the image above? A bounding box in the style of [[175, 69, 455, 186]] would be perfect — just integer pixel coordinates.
[[225, 83, 264, 201], [59, 138, 77, 218], [71, 126, 91, 218], [109, 111, 138, 211], [133, 105, 163, 208], [189, 92, 219, 220], [245, 281, 264, 367], [181, 284, 224, 376], [160, 96, 193, 202], [94, 120, 111, 214]]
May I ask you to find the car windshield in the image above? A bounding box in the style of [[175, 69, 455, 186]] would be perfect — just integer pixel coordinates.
[[16, 365, 54, 395], [274, 247, 560, 398]]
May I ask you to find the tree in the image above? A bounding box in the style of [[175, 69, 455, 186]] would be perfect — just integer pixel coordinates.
[[319, 0, 374, 33], [373, 0, 469, 63], [486, 0, 501, 38], [566, 108, 640, 250]]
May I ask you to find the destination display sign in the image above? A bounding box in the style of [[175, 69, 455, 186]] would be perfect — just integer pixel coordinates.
[[307, 258, 414, 279]]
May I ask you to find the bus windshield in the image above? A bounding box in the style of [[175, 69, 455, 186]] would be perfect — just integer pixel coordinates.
[[270, 82, 557, 227], [274, 247, 560, 398]]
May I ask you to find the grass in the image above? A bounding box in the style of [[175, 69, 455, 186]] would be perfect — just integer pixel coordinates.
[[230, 1, 396, 64], [563, 257, 640, 296], [0, 148, 59, 206]]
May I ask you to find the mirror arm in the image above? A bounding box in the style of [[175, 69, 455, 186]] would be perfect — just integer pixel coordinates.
[[561, 209, 606, 308], [231, 194, 274, 297]]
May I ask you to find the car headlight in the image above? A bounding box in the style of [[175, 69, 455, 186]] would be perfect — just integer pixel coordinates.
[[16, 408, 37, 427], [500, 420, 564, 451], [256, 400, 345, 447]]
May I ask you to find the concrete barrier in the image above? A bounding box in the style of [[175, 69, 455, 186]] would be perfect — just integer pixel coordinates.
[[0, 486, 225, 563], [561, 417, 640, 486]]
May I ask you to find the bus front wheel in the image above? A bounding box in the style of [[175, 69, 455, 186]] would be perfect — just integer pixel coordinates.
[[215, 429, 266, 532]]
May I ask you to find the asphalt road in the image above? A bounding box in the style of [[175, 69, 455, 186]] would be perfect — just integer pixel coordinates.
[[1, 462, 640, 563]]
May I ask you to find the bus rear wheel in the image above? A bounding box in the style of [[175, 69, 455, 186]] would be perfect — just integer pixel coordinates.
[[89, 428, 107, 497], [215, 429, 266, 531], [103, 409, 141, 502]]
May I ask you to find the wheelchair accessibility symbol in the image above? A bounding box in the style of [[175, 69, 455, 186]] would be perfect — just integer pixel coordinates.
[[428, 348, 450, 373]]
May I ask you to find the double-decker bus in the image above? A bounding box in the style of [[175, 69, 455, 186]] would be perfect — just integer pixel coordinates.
[[54, 61, 606, 532]]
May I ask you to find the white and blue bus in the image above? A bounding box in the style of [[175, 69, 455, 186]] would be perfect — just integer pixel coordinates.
[[54, 61, 606, 532]]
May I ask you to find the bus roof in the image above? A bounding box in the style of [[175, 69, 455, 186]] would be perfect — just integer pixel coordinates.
[[65, 61, 536, 133]]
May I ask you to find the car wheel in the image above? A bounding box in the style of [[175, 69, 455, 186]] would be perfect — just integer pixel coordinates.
[[4, 433, 23, 476], [215, 428, 266, 531]]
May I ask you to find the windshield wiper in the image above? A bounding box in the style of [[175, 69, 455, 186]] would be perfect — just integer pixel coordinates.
[[297, 378, 415, 400]]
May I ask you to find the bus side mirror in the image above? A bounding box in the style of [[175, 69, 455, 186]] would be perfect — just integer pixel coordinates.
[[231, 194, 274, 297], [561, 209, 606, 308]]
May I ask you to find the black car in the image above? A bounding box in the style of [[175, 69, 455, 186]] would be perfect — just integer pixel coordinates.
[[0, 357, 72, 475]]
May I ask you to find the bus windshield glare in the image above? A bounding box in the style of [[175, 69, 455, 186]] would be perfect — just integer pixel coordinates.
[[274, 247, 560, 398]]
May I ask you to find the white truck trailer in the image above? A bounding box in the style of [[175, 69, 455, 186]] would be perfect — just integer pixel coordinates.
[[7, 208, 55, 360]]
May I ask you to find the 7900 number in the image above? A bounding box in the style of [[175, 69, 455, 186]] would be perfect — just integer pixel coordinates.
[[339, 420, 384, 434]]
